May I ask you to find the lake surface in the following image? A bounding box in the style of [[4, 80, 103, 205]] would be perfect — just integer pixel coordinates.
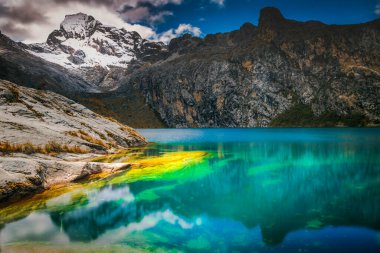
[[1, 128, 380, 252]]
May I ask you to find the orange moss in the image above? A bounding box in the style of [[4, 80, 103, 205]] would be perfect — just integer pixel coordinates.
[[0, 141, 88, 155], [65, 130, 110, 148], [242, 59, 254, 71]]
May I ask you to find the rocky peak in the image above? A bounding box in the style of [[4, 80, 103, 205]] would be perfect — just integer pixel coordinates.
[[32, 12, 167, 71], [258, 7, 286, 28], [168, 33, 202, 53], [258, 7, 316, 40], [60, 13, 101, 40], [258, 7, 289, 40], [240, 22, 257, 32], [229, 22, 258, 42], [27, 12, 168, 91]]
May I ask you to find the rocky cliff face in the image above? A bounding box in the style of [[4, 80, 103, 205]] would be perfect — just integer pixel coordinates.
[[1, 8, 378, 127], [127, 7, 380, 127]]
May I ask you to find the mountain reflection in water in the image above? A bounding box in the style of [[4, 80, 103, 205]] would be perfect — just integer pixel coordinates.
[[1, 128, 380, 253]]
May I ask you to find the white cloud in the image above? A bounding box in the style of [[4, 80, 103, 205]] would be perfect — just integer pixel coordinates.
[[153, 23, 202, 44], [148, 0, 183, 6], [0, 1, 146, 42], [376, 3, 380, 15], [0, 0, 191, 43], [210, 0, 225, 7], [95, 209, 200, 244]]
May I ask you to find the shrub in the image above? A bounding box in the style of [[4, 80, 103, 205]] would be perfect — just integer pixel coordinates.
[[22, 142, 37, 155], [45, 141, 64, 153], [242, 60, 254, 71]]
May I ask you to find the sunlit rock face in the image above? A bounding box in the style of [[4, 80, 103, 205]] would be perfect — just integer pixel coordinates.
[[0, 79, 146, 150], [127, 7, 380, 127]]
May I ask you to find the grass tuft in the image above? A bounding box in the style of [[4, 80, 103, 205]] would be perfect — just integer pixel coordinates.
[[0, 141, 88, 155], [65, 130, 110, 148]]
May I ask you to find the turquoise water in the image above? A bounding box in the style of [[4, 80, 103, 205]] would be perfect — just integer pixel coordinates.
[[1, 128, 380, 252]]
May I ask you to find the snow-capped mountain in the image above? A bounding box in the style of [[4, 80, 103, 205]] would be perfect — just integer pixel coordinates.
[[27, 13, 167, 90]]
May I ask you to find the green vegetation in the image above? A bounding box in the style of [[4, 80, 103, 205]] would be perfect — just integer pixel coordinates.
[[71, 89, 166, 128], [270, 103, 369, 127]]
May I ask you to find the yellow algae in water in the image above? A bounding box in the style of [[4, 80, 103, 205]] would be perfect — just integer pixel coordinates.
[[0, 150, 209, 224], [92, 150, 145, 163], [108, 151, 208, 184], [0, 183, 90, 224]]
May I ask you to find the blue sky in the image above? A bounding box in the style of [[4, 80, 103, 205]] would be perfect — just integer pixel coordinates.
[[154, 0, 379, 36], [0, 0, 378, 43]]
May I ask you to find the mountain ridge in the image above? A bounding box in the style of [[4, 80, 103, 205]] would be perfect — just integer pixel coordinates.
[[0, 7, 379, 127], [123, 7, 380, 127]]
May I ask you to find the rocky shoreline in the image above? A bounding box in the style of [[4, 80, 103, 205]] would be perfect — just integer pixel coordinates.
[[0, 153, 134, 203], [0, 79, 147, 205]]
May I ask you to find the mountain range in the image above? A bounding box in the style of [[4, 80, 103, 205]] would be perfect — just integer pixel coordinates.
[[0, 7, 379, 127]]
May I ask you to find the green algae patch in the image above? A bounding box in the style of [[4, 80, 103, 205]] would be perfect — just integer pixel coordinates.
[[306, 219, 324, 229], [185, 236, 211, 251]]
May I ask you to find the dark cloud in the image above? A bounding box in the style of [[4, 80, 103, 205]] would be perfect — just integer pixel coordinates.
[[52, 0, 182, 8], [52, 0, 180, 23], [0, 22, 32, 41], [52, 0, 116, 6], [0, 0, 180, 26], [119, 6, 151, 23], [0, 0, 185, 42], [0, 2, 47, 24], [118, 1, 173, 23]]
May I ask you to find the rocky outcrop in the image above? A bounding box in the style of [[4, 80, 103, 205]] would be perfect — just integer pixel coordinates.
[[0, 79, 147, 202], [126, 7, 380, 127], [0, 80, 146, 150]]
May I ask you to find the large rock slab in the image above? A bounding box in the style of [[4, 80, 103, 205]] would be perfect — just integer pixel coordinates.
[[0, 79, 147, 151]]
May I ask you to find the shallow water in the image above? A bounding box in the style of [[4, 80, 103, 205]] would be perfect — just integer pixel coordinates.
[[1, 128, 380, 252]]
